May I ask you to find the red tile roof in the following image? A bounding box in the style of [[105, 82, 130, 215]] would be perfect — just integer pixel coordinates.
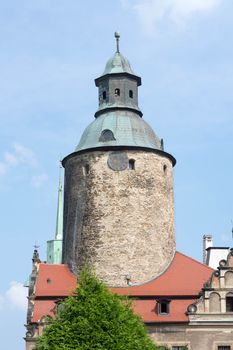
[[32, 300, 56, 322], [133, 299, 196, 323], [113, 252, 213, 296], [35, 264, 76, 297], [32, 298, 195, 323], [32, 251, 213, 323]]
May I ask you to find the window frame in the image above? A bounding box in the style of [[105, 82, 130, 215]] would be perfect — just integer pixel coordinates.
[[157, 298, 171, 315]]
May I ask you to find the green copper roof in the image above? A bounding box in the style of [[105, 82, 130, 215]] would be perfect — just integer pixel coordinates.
[[75, 111, 162, 152], [74, 33, 163, 155], [103, 52, 135, 75]]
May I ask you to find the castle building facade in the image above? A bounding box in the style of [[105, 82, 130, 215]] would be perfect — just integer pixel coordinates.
[[25, 34, 233, 350]]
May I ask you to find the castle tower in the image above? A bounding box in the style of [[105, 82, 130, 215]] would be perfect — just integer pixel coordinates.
[[62, 33, 176, 287]]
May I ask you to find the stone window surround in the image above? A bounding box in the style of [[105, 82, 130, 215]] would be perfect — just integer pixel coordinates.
[[157, 342, 190, 350], [214, 342, 233, 350]]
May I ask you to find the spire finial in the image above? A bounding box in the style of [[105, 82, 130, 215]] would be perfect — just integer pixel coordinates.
[[114, 31, 120, 53], [55, 162, 63, 240]]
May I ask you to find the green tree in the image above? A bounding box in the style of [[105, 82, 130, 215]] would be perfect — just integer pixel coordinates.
[[36, 269, 159, 350]]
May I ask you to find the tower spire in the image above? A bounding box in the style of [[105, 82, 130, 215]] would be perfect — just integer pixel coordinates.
[[46, 163, 64, 264], [55, 163, 63, 240], [115, 31, 120, 53]]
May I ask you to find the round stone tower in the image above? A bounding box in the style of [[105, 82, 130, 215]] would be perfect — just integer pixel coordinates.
[[62, 33, 176, 287]]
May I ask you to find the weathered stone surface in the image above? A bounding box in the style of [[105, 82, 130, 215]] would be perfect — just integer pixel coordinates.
[[63, 150, 175, 287], [149, 325, 233, 350]]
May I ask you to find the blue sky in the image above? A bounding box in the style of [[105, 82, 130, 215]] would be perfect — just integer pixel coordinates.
[[0, 1, 232, 349]]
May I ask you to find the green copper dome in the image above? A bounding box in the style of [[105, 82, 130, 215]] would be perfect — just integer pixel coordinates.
[[74, 33, 165, 156], [75, 111, 162, 152], [103, 52, 135, 75]]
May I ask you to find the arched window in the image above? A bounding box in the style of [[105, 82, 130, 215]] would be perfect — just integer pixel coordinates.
[[129, 159, 135, 170], [115, 88, 120, 96], [129, 90, 133, 98], [99, 129, 116, 142], [102, 91, 106, 100], [225, 271, 233, 287], [209, 292, 221, 312], [226, 292, 233, 312], [163, 164, 167, 174]]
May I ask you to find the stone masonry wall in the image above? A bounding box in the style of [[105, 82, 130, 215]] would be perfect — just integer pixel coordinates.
[[63, 149, 175, 287], [149, 325, 233, 350]]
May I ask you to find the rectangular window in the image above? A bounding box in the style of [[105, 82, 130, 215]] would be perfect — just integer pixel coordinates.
[[172, 347, 187, 350], [218, 346, 231, 350], [157, 299, 170, 315]]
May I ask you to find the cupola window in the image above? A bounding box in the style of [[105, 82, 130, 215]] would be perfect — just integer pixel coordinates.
[[102, 91, 106, 100], [115, 88, 120, 96], [128, 159, 135, 170], [129, 90, 133, 98], [157, 299, 170, 315], [99, 129, 116, 142]]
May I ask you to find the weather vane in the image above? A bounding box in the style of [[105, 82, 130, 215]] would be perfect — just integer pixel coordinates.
[[231, 220, 233, 239], [114, 31, 120, 53]]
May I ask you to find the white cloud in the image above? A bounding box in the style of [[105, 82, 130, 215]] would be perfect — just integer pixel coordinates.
[[0, 143, 38, 176], [0, 281, 27, 311], [122, 0, 220, 33], [13, 142, 38, 167], [4, 152, 18, 166], [31, 173, 49, 188]]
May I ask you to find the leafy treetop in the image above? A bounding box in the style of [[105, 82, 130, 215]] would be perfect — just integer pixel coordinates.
[[36, 269, 160, 350]]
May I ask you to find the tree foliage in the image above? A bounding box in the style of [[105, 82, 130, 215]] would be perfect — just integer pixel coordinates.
[[36, 269, 159, 350]]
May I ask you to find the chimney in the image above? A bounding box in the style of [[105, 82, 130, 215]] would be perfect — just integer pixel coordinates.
[[203, 234, 213, 264]]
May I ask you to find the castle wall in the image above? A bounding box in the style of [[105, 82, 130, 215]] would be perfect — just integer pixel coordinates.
[[63, 149, 175, 287], [149, 325, 233, 350]]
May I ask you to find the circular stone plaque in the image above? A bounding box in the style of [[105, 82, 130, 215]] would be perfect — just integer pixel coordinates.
[[107, 151, 128, 171]]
